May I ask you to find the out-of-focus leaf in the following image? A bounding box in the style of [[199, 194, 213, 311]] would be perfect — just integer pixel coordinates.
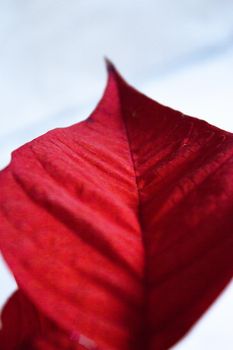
[[0, 290, 44, 350]]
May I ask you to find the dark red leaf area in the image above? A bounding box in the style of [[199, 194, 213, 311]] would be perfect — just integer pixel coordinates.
[[0, 62, 233, 349], [0, 290, 93, 350], [0, 290, 46, 350], [0, 290, 57, 350]]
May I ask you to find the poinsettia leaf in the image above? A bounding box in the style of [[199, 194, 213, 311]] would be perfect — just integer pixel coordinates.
[[0, 61, 233, 349], [0, 290, 80, 350], [0, 289, 44, 350]]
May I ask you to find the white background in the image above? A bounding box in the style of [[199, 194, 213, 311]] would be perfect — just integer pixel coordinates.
[[0, 1, 233, 348]]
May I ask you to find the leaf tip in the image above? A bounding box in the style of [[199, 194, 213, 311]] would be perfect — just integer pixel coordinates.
[[104, 57, 125, 85], [104, 57, 116, 74]]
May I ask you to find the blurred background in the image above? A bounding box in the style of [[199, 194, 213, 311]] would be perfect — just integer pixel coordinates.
[[0, 1, 233, 348]]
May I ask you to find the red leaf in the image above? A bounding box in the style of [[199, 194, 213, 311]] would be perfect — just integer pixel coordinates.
[[0, 290, 82, 350], [0, 61, 233, 349], [0, 290, 44, 350]]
